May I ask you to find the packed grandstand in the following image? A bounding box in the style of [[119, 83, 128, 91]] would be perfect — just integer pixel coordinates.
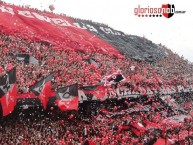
[[0, 1, 193, 145]]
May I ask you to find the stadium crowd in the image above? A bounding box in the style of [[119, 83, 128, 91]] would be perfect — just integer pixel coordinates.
[[0, 31, 193, 94], [1, 2, 193, 144], [1, 93, 193, 145]]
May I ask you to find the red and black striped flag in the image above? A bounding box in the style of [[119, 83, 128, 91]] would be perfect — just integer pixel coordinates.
[[29, 74, 54, 109], [56, 84, 79, 111], [0, 67, 17, 116]]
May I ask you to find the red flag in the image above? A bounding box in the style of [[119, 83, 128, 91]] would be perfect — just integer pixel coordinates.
[[56, 84, 79, 111], [29, 74, 54, 109], [1, 84, 17, 116], [56, 97, 78, 111], [39, 81, 52, 110], [0, 68, 17, 116]]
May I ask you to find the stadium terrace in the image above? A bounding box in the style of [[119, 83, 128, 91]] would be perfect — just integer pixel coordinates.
[[0, 2, 193, 145]]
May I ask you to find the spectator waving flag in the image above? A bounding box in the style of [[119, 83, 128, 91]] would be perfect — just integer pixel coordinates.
[[0, 67, 17, 116], [29, 74, 54, 109], [56, 84, 79, 111], [103, 70, 125, 86]]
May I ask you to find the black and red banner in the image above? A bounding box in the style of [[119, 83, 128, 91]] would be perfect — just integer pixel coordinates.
[[0, 67, 17, 116], [29, 74, 54, 109], [56, 84, 79, 111], [80, 84, 106, 99]]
